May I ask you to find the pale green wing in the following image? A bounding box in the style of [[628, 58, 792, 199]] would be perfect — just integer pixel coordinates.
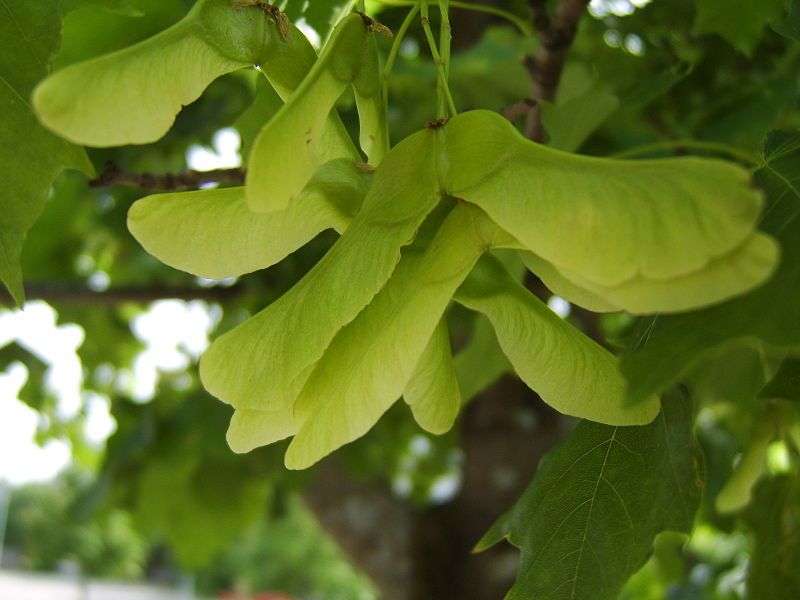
[[454, 315, 512, 402], [200, 127, 441, 413], [550, 232, 779, 314], [352, 34, 389, 165], [33, 0, 270, 146], [716, 410, 777, 513], [246, 13, 369, 213], [404, 318, 461, 435], [254, 13, 359, 163], [443, 111, 769, 290], [285, 203, 499, 470], [227, 407, 300, 454], [454, 254, 661, 426], [127, 159, 370, 279], [521, 252, 620, 313]]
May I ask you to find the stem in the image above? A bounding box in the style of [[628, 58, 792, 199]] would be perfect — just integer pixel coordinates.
[[374, 0, 532, 35], [610, 139, 760, 165], [438, 0, 452, 118], [439, 0, 451, 80], [421, 0, 457, 118], [357, 0, 366, 12], [89, 161, 245, 191], [383, 2, 421, 122]]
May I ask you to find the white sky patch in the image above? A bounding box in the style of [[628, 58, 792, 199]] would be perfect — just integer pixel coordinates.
[[0, 364, 71, 485], [295, 16, 321, 49], [547, 295, 572, 319], [0, 302, 83, 485], [590, 0, 652, 18], [124, 300, 217, 402], [0, 301, 84, 420], [1, 299, 217, 484], [428, 472, 461, 504], [186, 127, 242, 172], [83, 392, 116, 446]]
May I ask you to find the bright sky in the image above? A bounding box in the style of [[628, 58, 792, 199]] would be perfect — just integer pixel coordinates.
[[589, 0, 652, 18], [0, 130, 240, 487]]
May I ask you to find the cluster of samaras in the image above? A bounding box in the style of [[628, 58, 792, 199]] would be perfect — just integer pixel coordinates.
[[34, 0, 776, 468]]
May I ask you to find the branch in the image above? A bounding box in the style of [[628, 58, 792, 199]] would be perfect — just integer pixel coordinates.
[[1, 282, 245, 306], [530, 0, 550, 33], [524, 0, 591, 141], [89, 162, 245, 191]]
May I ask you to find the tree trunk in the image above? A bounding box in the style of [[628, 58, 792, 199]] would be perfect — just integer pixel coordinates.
[[304, 375, 568, 599]]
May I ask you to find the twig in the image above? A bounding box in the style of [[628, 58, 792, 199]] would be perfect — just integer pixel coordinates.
[[1, 282, 245, 306], [524, 0, 590, 141], [373, 0, 533, 35], [89, 162, 245, 191], [503, 98, 536, 122], [530, 0, 550, 33]]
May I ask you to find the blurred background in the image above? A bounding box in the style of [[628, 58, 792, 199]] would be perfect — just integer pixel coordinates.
[[2, 0, 798, 598]]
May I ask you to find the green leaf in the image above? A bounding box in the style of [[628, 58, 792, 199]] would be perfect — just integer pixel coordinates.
[[540, 68, 620, 152], [521, 251, 620, 313], [0, 0, 93, 303], [54, 1, 187, 70], [621, 132, 800, 405], [404, 318, 461, 435], [33, 0, 275, 146], [200, 126, 441, 413], [0, 342, 51, 410], [716, 409, 778, 513], [760, 357, 800, 401], [694, 0, 785, 55], [744, 475, 800, 598], [245, 13, 369, 213], [284, 203, 504, 469], [454, 314, 511, 403], [234, 75, 283, 161], [775, 0, 800, 41], [299, 0, 352, 42], [133, 453, 270, 569], [455, 255, 660, 426], [444, 111, 773, 312], [127, 159, 370, 279], [227, 406, 300, 454], [477, 392, 703, 600], [526, 233, 777, 314], [352, 33, 389, 165]]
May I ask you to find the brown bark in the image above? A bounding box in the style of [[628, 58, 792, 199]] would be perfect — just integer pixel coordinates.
[[89, 161, 245, 191], [525, 0, 591, 141], [303, 377, 569, 600]]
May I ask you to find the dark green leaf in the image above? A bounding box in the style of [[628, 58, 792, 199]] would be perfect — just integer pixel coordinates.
[[305, 2, 349, 40], [0, 0, 94, 303], [774, 0, 800, 41], [694, 0, 785, 55], [453, 314, 511, 403], [0, 342, 50, 410], [235, 74, 283, 161], [744, 475, 800, 598], [621, 131, 800, 405], [477, 392, 703, 600], [541, 66, 620, 152], [760, 357, 800, 401]]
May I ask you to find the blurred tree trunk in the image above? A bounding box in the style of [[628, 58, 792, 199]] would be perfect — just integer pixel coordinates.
[[304, 376, 568, 600], [303, 4, 595, 595]]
